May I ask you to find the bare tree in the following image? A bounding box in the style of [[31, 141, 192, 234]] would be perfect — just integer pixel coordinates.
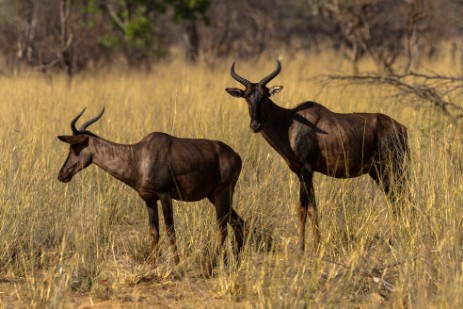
[[200, 0, 277, 59], [40, 0, 74, 76], [14, 0, 37, 70], [314, 0, 410, 74]]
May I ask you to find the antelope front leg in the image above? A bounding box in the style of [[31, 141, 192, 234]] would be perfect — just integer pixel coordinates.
[[203, 190, 229, 277], [299, 168, 321, 252], [223, 186, 244, 262], [229, 208, 245, 261], [159, 193, 180, 265], [209, 211, 228, 276], [146, 199, 161, 263]]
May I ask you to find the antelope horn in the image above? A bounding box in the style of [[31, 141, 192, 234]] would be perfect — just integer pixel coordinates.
[[79, 107, 105, 132], [259, 60, 281, 85], [70, 108, 86, 135], [230, 62, 251, 86]]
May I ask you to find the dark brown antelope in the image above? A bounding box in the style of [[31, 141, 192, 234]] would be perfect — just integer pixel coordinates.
[[57, 108, 244, 275], [226, 60, 409, 252]]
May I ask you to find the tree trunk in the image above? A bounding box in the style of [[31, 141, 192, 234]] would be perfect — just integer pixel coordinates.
[[184, 20, 199, 63]]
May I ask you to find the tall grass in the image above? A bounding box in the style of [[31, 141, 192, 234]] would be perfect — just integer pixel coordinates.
[[1, 52, 463, 308]]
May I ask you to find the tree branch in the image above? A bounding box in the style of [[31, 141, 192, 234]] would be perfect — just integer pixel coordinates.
[[322, 72, 463, 118]]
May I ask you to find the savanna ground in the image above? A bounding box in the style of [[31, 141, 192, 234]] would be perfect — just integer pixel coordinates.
[[1, 50, 463, 308]]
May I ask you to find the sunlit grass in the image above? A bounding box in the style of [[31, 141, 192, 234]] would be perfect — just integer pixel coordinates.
[[0, 52, 463, 308]]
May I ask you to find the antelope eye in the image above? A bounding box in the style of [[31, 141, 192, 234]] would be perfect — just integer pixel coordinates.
[[72, 145, 84, 155]]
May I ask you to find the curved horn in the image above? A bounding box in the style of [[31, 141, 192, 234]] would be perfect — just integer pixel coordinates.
[[79, 107, 105, 132], [259, 60, 281, 85], [230, 62, 251, 86], [70, 108, 86, 134]]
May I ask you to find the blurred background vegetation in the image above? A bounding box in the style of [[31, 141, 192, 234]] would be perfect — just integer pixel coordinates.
[[1, 0, 463, 76]]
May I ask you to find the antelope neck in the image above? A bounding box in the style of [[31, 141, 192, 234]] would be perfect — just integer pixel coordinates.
[[90, 136, 141, 187], [260, 100, 293, 159]]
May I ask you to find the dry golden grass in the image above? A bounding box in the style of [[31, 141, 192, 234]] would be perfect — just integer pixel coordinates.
[[1, 51, 463, 308]]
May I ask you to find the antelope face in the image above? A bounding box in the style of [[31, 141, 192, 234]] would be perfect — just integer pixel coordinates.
[[226, 60, 283, 133], [57, 135, 92, 182], [246, 84, 267, 132], [57, 107, 105, 183], [227, 83, 283, 133]]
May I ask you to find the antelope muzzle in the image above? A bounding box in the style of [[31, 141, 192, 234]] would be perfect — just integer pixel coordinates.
[[250, 120, 263, 133]]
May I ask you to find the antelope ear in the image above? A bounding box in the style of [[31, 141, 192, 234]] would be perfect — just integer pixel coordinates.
[[225, 88, 244, 98], [269, 85, 283, 96], [58, 135, 88, 144]]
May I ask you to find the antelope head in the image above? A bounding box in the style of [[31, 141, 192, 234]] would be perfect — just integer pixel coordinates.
[[226, 60, 283, 133], [57, 108, 105, 182]]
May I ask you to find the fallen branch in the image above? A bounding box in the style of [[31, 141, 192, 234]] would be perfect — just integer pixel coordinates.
[[321, 72, 463, 119]]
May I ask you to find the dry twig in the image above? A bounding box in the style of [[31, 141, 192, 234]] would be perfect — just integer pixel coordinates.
[[321, 72, 463, 120]]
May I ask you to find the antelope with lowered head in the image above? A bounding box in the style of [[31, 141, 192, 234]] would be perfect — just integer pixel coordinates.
[[226, 60, 409, 252], [57, 108, 245, 275]]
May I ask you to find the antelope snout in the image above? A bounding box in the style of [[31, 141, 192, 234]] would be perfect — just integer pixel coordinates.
[[58, 175, 72, 183], [250, 121, 263, 133], [58, 171, 72, 183]]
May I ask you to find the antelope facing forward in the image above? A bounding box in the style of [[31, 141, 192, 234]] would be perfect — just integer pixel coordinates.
[[57, 108, 245, 275], [226, 60, 409, 252]]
